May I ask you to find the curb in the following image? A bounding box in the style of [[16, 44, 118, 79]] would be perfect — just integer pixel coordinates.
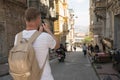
[[87, 55, 101, 80], [50, 58, 58, 63], [0, 73, 9, 77], [0, 63, 9, 78]]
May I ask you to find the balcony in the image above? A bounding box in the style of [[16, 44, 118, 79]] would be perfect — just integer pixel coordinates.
[[50, 9, 56, 17], [94, 0, 106, 12], [107, 0, 112, 3], [49, 8, 58, 20], [63, 0, 67, 5], [63, 0, 67, 9], [62, 23, 69, 35], [63, 2, 67, 5], [15, 0, 27, 4], [95, 0, 106, 8], [94, 0, 107, 20], [6, 0, 27, 7], [107, 0, 120, 9]]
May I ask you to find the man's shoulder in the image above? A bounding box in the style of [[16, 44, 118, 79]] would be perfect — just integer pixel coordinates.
[[37, 32, 52, 39], [40, 32, 51, 37], [41, 32, 49, 35]]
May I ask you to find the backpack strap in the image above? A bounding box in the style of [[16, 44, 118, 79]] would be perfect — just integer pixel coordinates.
[[40, 54, 49, 80], [16, 31, 41, 45], [42, 54, 48, 69], [28, 31, 42, 44]]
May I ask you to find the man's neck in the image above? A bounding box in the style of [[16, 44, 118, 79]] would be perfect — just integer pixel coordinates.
[[26, 27, 37, 30], [26, 22, 38, 30]]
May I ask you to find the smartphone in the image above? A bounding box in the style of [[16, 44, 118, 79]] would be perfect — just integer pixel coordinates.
[[37, 20, 45, 31]]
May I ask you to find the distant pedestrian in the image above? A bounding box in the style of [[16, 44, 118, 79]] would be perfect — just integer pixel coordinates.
[[94, 44, 99, 53], [73, 46, 76, 51], [89, 44, 94, 54], [82, 43, 87, 56]]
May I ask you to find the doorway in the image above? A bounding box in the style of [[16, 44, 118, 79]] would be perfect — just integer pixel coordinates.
[[114, 14, 120, 49]]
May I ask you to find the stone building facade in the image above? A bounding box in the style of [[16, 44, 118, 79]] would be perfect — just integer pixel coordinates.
[[0, 0, 68, 62], [66, 9, 75, 51], [0, 0, 27, 63], [54, 0, 69, 45], [90, 0, 120, 52], [90, 0, 106, 39], [106, 0, 120, 49]]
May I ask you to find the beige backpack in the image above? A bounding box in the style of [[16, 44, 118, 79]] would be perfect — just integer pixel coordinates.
[[8, 31, 47, 80]]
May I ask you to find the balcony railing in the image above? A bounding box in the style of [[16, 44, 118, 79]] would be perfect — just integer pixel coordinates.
[[6, 0, 27, 7], [16, 0, 27, 4], [107, 0, 112, 3], [95, 0, 106, 8], [94, 0, 107, 20]]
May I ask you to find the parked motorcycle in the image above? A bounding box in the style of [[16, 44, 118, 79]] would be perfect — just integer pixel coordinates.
[[56, 48, 65, 62]]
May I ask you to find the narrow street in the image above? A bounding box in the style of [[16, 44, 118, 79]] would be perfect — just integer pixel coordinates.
[[0, 48, 99, 80], [50, 49, 99, 80]]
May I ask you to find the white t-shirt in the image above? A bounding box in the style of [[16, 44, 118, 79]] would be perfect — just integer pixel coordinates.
[[14, 30, 56, 80]]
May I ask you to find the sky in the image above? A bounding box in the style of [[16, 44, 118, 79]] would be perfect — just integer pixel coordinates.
[[68, 0, 90, 33]]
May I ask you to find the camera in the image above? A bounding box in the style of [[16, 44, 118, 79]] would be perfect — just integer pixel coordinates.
[[42, 20, 45, 24]]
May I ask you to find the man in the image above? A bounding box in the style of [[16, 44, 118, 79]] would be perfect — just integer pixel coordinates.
[[14, 7, 59, 80], [89, 44, 94, 54], [94, 44, 99, 53], [73, 46, 76, 51]]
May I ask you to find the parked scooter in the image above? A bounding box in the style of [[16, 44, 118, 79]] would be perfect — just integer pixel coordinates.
[[56, 48, 65, 62]]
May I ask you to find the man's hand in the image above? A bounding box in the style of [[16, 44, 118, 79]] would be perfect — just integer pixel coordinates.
[[42, 23, 51, 33], [40, 23, 60, 49], [39, 25, 44, 32]]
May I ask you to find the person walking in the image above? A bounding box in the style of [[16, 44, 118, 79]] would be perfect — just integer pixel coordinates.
[[14, 7, 60, 80], [89, 44, 94, 54], [73, 46, 76, 51], [82, 43, 87, 56], [94, 44, 99, 53]]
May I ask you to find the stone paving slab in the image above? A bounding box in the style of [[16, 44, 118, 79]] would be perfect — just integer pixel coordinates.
[[94, 63, 120, 80], [0, 75, 12, 80], [0, 63, 12, 80], [88, 52, 120, 80], [0, 63, 9, 76]]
